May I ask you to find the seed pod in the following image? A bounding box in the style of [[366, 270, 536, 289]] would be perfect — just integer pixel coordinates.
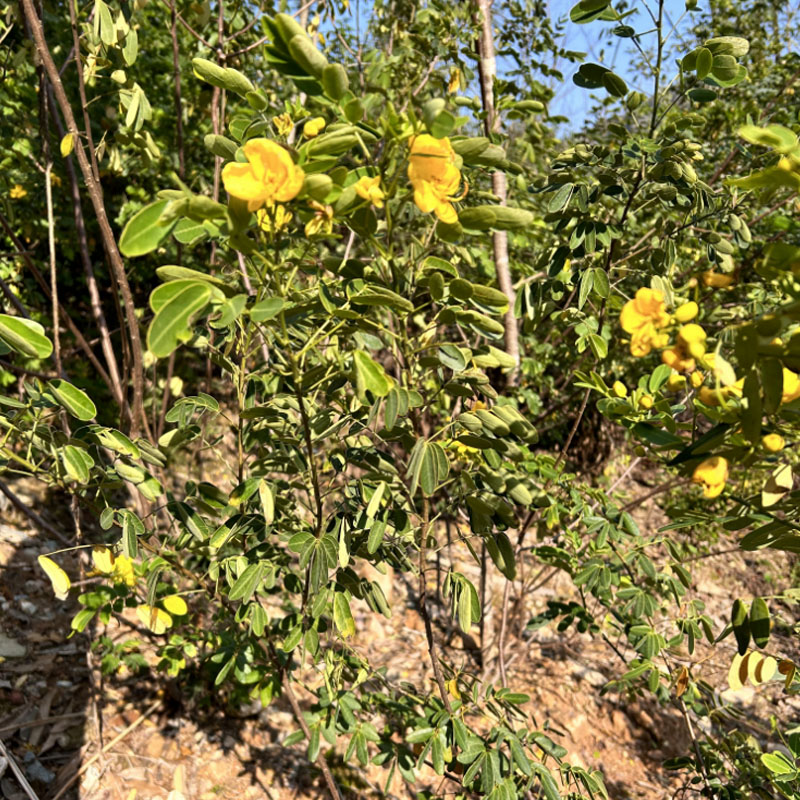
[[303, 173, 333, 201], [322, 63, 349, 100], [273, 12, 308, 45], [287, 34, 328, 78], [459, 205, 533, 231], [482, 470, 506, 493], [472, 352, 501, 369], [457, 412, 483, 432], [475, 409, 511, 437], [192, 58, 254, 97], [449, 278, 474, 300], [682, 162, 698, 183], [471, 284, 509, 309], [507, 480, 532, 507], [451, 137, 491, 161], [485, 346, 517, 371], [204, 134, 238, 160], [187, 195, 228, 220]]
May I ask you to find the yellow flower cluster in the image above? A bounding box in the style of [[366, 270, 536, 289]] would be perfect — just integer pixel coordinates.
[[354, 175, 385, 208], [92, 546, 136, 587], [692, 456, 728, 498], [619, 288, 671, 356], [407, 134, 466, 224], [222, 139, 304, 212]]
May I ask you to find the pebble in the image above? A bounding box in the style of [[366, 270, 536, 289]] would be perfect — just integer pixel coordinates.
[[23, 751, 55, 784], [0, 633, 26, 658]]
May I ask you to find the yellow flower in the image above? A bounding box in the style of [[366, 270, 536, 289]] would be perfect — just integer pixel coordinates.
[[674, 301, 698, 323], [10, 184, 27, 199], [448, 67, 462, 94], [782, 368, 800, 404], [256, 204, 292, 233], [692, 456, 728, 498], [408, 134, 465, 224], [304, 201, 334, 237], [303, 117, 326, 138], [639, 394, 654, 409], [612, 381, 627, 398], [665, 372, 686, 392], [222, 139, 305, 212], [762, 433, 785, 453], [620, 288, 671, 357], [697, 386, 721, 406], [702, 270, 735, 289], [273, 113, 294, 137], [354, 175, 385, 208], [662, 324, 707, 373], [92, 547, 137, 587], [690, 371, 704, 388]]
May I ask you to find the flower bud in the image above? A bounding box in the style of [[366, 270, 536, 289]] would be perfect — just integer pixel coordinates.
[[674, 301, 699, 323], [612, 381, 628, 398], [762, 433, 785, 453], [639, 394, 654, 409]]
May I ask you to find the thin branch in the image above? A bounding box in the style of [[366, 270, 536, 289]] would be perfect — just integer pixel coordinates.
[[45, 83, 125, 409], [476, 0, 519, 380], [22, 0, 147, 439], [281, 674, 343, 800], [0, 478, 72, 546]]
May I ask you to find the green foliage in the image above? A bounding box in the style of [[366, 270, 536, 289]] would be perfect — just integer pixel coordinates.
[[2, 0, 800, 798]]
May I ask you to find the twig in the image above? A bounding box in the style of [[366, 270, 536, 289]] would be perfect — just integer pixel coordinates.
[[0, 737, 40, 800], [418, 498, 454, 714], [45, 84, 124, 409], [0, 479, 72, 546], [476, 0, 519, 380], [0, 208, 116, 395], [21, 0, 147, 439], [49, 699, 161, 800], [281, 674, 343, 800], [0, 711, 86, 737]]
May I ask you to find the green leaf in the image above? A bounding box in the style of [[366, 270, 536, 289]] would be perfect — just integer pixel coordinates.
[[548, 183, 573, 212], [147, 283, 212, 358], [333, 592, 356, 637], [228, 563, 264, 603], [48, 380, 97, 421], [532, 763, 561, 800], [750, 597, 770, 648], [0, 315, 53, 359], [761, 752, 797, 775], [119, 200, 176, 257], [731, 598, 750, 656], [352, 351, 393, 402], [62, 444, 93, 483]]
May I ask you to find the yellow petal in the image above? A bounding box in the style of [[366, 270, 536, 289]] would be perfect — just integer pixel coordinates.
[[92, 546, 115, 574], [273, 162, 305, 203], [162, 595, 188, 616], [413, 182, 438, 214], [434, 200, 458, 224], [38, 555, 71, 600], [222, 161, 266, 206], [137, 604, 173, 634]]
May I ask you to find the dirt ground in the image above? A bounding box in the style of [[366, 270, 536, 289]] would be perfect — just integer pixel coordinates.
[[1, 469, 797, 800]]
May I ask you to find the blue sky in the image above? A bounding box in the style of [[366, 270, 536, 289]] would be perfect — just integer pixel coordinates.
[[542, 0, 700, 130]]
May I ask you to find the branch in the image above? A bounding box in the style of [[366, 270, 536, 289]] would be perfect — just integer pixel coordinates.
[[21, 0, 147, 439], [476, 0, 520, 381]]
